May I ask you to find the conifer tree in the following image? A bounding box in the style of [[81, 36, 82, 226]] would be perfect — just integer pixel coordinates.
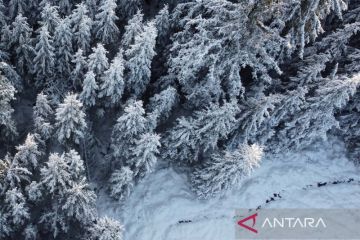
[[8, 0, 26, 20], [80, 70, 98, 107], [40, 152, 71, 195], [70, 3, 92, 53], [98, 52, 124, 106], [147, 86, 178, 124], [33, 92, 53, 140], [1, 154, 31, 190], [109, 166, 133, 201], [191, 144, 263, 199], [13, 134, 41, 169], [55, 93, 87, 145], [4, 187, 30, 225], [89, 216, 124, 240], [62, 178, 97, 224], [39, 3, 60, 34], [130, 133, 161, 180], [71, 48, 87, 88], [155, 5, 169, 39], [10, 14, 34, 75], [121, 10, 143, 49], [111, 101, 147, 160], [54, 19, 73, 79], [0, 73, 17, 138], [117, 0, 140, 20], [125, 21, 157, 96], [94, 0, 119, 44], [33, 25, 55, 87], [88, 43, 109, 76]]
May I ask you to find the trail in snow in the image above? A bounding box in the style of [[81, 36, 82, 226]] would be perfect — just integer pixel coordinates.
[[97, 140, 360, 240]]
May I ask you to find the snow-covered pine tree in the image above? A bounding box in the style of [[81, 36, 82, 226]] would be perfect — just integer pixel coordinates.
[[39, 3, 60, 34], [164, 101, 239, 163], [117, 0, 140, 20], [80, 70, 98, 107], [88, 43, 109, 77], [147, 86, 178, 125], [155, 5, 169, 39], [55, 93, 87, 145], [70, 3, 92, 53], [64, 149, 85, 181], [62, 178, 97, 224], [276, 73, 360, 152], [111, 100, 147, 160], [54, 0, 72, 15], [130, 133, 161, 180], [191, 144, 263, 199], [109, 166, 133, 201], [121, 10, 143, 49], [125, 21, 157, 96], [71, 48, 87, 88], [40, 152, 71, 195], [0, 73, 17, 138], [54, 18, 73, 80], [94, 0, 119, 44], [98, 52, 124, 106], [85, 0, 98, 20], [26, 181, 43, 202], [23, 224, 37, 240], [13, 134, 41, 169], [0, 0, 7, 28], [33, 25, 55, 87], [33, 92, 54, 140], [0, 154, 31, 191], [88, 216, 124, 240], [10, 14, 34, 75], [4, 187, 30, 225], [8, 0, 26, 20]]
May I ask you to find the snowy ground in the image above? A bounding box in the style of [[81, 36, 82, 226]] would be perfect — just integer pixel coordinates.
[[97, 140, 360, 240]]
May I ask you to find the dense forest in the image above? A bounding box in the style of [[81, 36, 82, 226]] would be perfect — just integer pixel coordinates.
[[0, 0, 360, 239]]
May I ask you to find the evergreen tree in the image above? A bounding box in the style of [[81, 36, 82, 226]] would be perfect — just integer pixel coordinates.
[[88, 43, 109, 76], [64, 149, 85, 181], [1, 154, 31, 191], [155, 5, 169, 39], [40, 152, 71, 195], [55, 93, 87, 145], [39, 3, 60, 34], [89, 216, 124, 240], [111, 100, 147, 160], [125, 21, 157, 96], [0, 73, 16, 138], [70, 3, 92, 53], [13, 134, 41, 169], [109, 166, 133, 201], [33, 25, 55, 87], [85, 0, 98, 20], [147, 86, 178, 124], [98, 52, 124, 106], [10, 14, 34, 75], [71, 48, 87, 88], [94, 0, 119, 44], [33, 92, 53, 140], [54, 18, 73, 79], [121, 10, 143, 49], [80, 70, 98, 107], [62, 178, 97, 224], [54, 0, 72, 15], [191, 144, 263, 199], [117, 0, 140, 20], [0, 0, 7, 28], [0, 211, 11, 238], [23, 224, 37, 240], [130, 133, 161, 180], [4, 187, 30, 225], [8, 0, 26, 20]]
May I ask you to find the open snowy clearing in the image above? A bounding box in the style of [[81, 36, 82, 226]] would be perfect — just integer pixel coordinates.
[[97, 140, 360, 240]]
